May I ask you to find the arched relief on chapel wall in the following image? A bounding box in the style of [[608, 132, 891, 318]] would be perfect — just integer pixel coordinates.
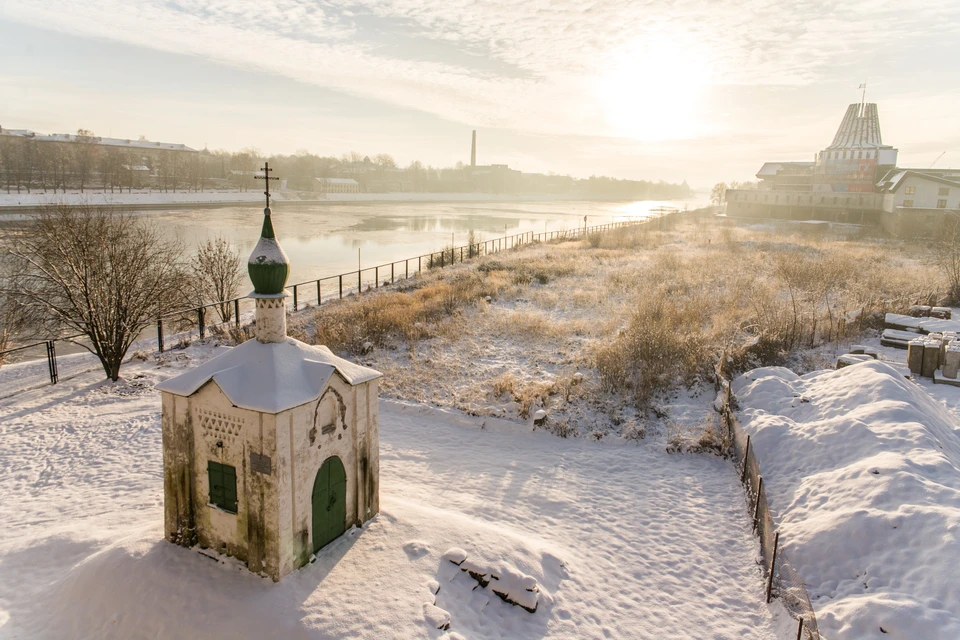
[[310, 386, 348, 444]]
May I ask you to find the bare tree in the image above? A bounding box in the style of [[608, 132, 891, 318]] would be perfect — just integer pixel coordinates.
[[710, 182, 728, 206], [192, 236, 245, 322], [933, 213, 960, 303], [1, 204, 187, 380], [0, 290, 27, 366], [374, 153, 396, 169]]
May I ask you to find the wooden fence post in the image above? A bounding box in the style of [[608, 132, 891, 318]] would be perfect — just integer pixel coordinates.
[[766, 531, 780, 603], [742, 435, 751, 483], [293, 284, 298, 310], [198, 308, 205, 340], [234, 299, 240, 327], [753, 476, 764, 532], [339, 274, 343, 299], [158, 319, 165, 353]]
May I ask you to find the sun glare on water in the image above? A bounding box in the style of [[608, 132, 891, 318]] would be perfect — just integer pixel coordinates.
[[596, 35, 710, 142]]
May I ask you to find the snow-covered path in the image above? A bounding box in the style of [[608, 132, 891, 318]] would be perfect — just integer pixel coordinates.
[[0, 360, 776, 639]]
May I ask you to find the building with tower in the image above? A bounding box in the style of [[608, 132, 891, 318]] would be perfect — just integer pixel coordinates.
[[725, 101, 900, 225], [725, 100, 960, 234], [157, 170, 382, 581]]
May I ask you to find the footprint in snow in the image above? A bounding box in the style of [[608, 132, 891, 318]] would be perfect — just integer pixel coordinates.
[[403, 540, 431, 559]]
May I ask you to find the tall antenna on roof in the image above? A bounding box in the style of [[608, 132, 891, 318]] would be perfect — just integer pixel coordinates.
[[858, 81, 867, 115]]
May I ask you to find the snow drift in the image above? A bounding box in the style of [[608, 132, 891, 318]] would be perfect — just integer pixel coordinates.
[[734, 360, 960, 639]]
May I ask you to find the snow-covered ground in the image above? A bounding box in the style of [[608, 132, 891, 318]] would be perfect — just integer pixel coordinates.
[[0, 346, 778, 639], [735, 357, 960, 639]]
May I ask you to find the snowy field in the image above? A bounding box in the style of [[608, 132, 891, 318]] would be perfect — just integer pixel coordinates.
[[735, 355, 960, 639], [0, 347, 777, 639]]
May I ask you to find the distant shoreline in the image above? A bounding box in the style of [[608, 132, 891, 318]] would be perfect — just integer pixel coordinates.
[[0, 190, 701, 214]]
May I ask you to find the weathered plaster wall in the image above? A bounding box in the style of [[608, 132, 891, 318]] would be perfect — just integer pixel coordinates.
[[254, 297, 287, 343], [164, 382, 282, 580], [275, 374, 380, 578], [162, 392, 195, 546]]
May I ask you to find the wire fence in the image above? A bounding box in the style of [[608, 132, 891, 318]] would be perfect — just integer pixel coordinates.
[[1, 210, 684, 396], [715, 355, 821, 640]]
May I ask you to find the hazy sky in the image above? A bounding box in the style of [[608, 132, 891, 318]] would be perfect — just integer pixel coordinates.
[[1, 1, 958, 188]]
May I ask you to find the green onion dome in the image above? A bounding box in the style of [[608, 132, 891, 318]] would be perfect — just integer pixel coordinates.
[[248, 207, 290, 295]]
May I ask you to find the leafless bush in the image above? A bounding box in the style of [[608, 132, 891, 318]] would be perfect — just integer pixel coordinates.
[[932, 213, 960, 304], [492, 373, 517, 398], [665, 416, 726, 454], [1, 203, 187, 380], [192, 235, 244, 322], [208, 322, 254, 345], [595, 290, 710, 406], [468, 229, 480, 258]]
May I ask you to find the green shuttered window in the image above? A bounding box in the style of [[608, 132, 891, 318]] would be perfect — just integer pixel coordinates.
[[208, 461, 238, 514]]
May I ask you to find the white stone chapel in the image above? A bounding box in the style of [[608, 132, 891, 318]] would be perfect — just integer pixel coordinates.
[[157, 172, 382, 581]]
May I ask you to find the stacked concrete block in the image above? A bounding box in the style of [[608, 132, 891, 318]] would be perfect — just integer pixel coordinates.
[[909, 305, 932, 318], [931, 307, 953, 320], [944, 343, 960, 379], [921, 338, 942, 378], [907, 338, 925, 375], [836, 354, 873, 369]]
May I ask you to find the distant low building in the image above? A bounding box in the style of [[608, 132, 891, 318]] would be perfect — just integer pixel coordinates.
[[469, 163, 521, 193], [0, 126, 197, 154], [0, 125, 199, 191], [316, 177, 359, 193]]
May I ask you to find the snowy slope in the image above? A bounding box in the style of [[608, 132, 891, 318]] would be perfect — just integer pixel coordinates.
[[734, 361, 960, 640], [0, 350, 777, 639]]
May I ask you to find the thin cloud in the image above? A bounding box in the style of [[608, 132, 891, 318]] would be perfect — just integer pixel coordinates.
[[3, 0, 959, 142]]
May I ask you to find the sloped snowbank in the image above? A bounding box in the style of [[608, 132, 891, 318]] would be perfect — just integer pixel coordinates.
[[734, 360, 960, 640]]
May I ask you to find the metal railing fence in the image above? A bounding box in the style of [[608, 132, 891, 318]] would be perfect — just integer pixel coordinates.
[[2, 208, 686, 393]]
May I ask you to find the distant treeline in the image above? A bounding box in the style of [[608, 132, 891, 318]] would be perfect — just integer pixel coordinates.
[[0, 128, 692, 200]]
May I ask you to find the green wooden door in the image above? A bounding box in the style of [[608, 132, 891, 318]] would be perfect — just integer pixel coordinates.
[[312, 456, 347, 553]]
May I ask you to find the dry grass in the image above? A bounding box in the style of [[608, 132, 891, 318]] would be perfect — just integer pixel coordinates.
[[287, 214, 942, 437], [308, 268, 512, 353], [594, 218, 941, 407]]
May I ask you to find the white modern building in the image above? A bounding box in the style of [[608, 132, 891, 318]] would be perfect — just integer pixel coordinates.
[[877, 170, 960, 236]]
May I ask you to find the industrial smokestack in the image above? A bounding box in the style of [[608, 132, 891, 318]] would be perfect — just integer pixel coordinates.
[[470, 130, 476, 167]]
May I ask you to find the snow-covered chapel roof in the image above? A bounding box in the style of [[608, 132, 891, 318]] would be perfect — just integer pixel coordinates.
[[156, 338, 381, 413]]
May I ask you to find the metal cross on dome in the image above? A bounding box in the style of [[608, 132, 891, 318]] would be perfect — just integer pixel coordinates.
[[255, 162, 279, 208]]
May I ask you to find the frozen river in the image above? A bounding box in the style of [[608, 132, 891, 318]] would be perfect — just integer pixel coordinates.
[[150, 199, 702, 288]]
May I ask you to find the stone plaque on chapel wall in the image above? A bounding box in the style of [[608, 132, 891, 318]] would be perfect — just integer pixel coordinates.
[[250, 452, 272, 475]]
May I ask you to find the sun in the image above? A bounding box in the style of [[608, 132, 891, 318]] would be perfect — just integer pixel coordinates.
[[595, 35, 710, 142]]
